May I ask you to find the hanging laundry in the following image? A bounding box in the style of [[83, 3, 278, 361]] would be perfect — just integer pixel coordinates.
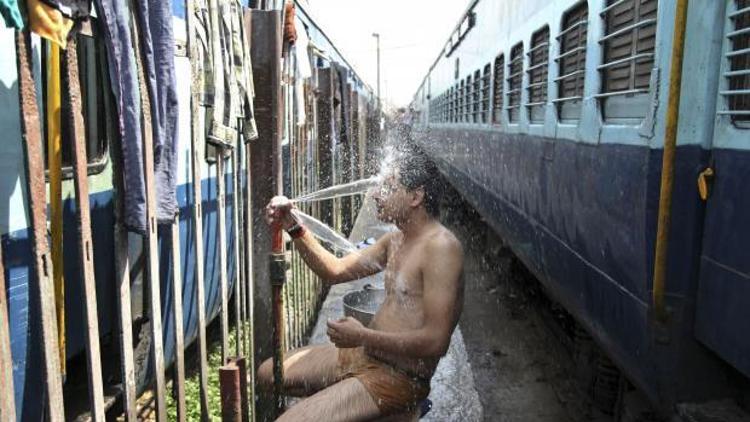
[[39, 0, 88, 20], [235, 0, 258, 141], [132, 0, 180, 222], [293, 17, 311, 126], [283, 1, 296, 45], [1, 0, 23, 29], [26, 0, 74, 48], [94, 0, 147, 233]]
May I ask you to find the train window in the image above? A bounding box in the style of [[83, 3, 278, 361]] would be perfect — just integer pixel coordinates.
[[459, 80, 466, 122], [492, 54, 505, 123], [507, 42, 524, 123], [482, 64, 491, 123], [472, 69, 481, 123], [556, 2, 588, 122], [43, 29, 112, 178], [453, 84, 459, 122], [526, 26, 550, 123], [722, 0, 750, 125], [465, 75, 472, 122], [598, 0, 657, 123]]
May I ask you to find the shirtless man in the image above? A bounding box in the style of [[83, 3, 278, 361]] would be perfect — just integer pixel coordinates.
[[259, 145, 464, 421]]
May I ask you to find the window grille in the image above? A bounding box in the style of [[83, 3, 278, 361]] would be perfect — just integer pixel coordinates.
[[526, 26, 550, 123], [507, 43, 524, 123], [598, 0, 657, 121], [451, 85, 457, 122], [459, 80, 466, 122], [555, 2, 588, 121], [721, 0, 750, 124], [482, 64, 491, 123], [493, 54, 505, 123], [473, 69, 481, 123], [465, 75, 472, 122]]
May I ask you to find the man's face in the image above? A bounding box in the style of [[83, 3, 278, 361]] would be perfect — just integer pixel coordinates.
[[372, 171, 411, 223]]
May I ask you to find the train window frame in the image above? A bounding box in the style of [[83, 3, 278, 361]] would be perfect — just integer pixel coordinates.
[[465, 75, 472, 122], [597, 0, 658, 124], [526, 26, 550, 124], [472, 69, 481, 123], [459, 80, 466, 122], [555, 1, 588, 123], [719, 0, 750, 128], [507, 42, 524, 124], [482, 63, 491, 123], [42, 26, 112, 180], [492, 54, 505, 124]]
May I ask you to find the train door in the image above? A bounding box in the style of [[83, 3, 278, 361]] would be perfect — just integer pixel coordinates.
[[693, 0, 750, 379]]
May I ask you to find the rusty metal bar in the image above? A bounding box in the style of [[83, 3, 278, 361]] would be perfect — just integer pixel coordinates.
[[15, 30, 66, 422], [220, 362, 242, 422], [132, 13, 167, 420], [171, 219, 187, 422], [218, 154, 230, 363], [186, 0, 211, 417], [63, 39, 106, 422]]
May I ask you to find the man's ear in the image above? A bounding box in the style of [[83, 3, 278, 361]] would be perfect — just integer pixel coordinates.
[[410, 187, 426, 209]]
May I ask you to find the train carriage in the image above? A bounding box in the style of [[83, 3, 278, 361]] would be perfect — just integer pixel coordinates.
[[411, 0, 750, 410]]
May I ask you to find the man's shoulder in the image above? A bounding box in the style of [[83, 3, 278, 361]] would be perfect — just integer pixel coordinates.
[[424, 225, 463, 258]]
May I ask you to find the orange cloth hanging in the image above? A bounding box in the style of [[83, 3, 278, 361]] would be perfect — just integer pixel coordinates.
[[284, 1, 297, 45], [26, 0, 73, 49]]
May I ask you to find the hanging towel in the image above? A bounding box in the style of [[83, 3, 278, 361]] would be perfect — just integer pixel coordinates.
[[283, 1, 296, 45], [95, 0, 147, 233], [26, 0, 73, 48], [1, 0, 23, 28], [293, 18, 311, 126]]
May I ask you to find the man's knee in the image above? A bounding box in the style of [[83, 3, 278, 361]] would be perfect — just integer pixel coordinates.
[[257, 357, 274, 390]]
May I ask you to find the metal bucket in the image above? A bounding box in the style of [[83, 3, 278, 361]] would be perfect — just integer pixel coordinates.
[[343, 286, 385, 326]]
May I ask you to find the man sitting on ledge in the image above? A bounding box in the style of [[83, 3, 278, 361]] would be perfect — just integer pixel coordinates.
[[259, 144, 464, 421]]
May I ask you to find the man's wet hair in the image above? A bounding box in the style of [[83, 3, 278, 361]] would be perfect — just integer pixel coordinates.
[[393, 142, 443, 217]]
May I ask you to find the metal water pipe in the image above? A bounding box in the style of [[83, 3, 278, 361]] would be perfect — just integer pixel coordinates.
[[652, 0, 689, 322]]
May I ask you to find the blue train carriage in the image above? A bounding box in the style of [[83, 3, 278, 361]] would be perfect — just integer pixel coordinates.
[[411, 0, 749, 410]]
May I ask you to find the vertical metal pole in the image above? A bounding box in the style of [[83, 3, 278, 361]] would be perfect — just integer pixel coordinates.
[[171, 219, 187, 422], [219, 363, 242, 422], [186, 0, 211, 417], [233, 149, 242, 358], [46, 41, 66, 379], [132, 14, 167, 421], [63, 40, 106, 422], [218, 155, 230, 364], [15, 30, 66, 422]]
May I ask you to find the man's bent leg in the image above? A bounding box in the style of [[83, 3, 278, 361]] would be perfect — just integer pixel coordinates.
[[277, 378, 381, 422], [257, 344, 340, 397]]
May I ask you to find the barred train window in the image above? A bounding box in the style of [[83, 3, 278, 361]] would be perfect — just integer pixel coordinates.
[[599, 0, 657, 122], [44, 31, 112, 177], [556, 2, 588, 122], [459, 80, 465, 122], [507, 43, 524, 123], [723, 0, 750, 125], [482, 64, 491, 123], [465, 75, 472, 122], [472, 70, 481, 123], [492, 54, 505, 123], [527, 26, 550, 123]]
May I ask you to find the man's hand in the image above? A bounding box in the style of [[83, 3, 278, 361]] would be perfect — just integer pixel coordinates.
[[265, 196, 295, 230], [326, 317, 365, 348]]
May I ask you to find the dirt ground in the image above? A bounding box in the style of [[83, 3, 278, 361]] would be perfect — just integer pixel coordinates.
[[445, 205, 615, 422]]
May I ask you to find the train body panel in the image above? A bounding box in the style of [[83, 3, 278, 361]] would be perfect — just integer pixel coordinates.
[[412, 0, 750, 408]]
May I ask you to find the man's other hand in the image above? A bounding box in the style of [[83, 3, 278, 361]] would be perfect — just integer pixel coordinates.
[[327, 317, 365, 349], [265, 196, 295, 229]]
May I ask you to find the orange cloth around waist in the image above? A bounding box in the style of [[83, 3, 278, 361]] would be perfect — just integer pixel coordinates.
[[336, 347, 430, 416]]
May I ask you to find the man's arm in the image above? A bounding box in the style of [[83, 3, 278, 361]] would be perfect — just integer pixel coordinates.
[[329, 235, 464, 358], [292, 230, 392, 285]]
